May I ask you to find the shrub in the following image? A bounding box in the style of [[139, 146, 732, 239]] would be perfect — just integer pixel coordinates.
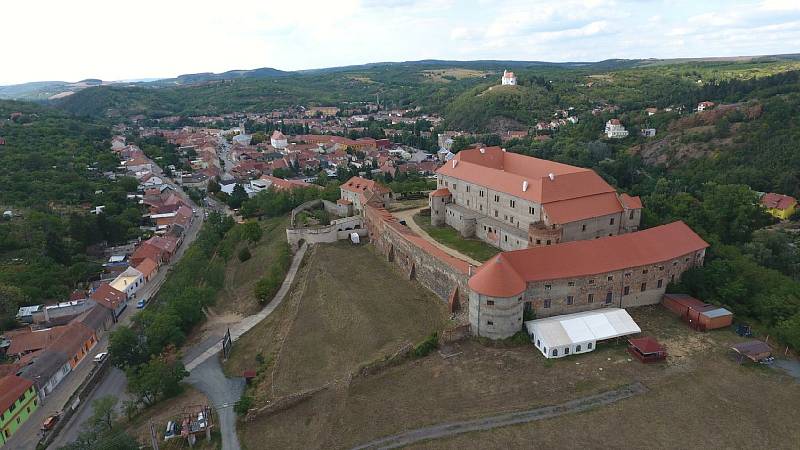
[[234, 394, 253, 416], [412, 332, 438, 358], [238, 247, 251, 262]]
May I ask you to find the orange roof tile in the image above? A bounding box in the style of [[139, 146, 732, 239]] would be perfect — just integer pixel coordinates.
[[468, 254, 527, 297], [0, 375, 33, 413], [430, 188, 451, 197], [341, 176, 391, 195], [90, 283, 126, 310], [543, 192, 623, 224], [469, 221, 708, 296], [620, 193, 643, 209], [761, 192, 797, 210], [135, 258, 158, 279], [436, 147, 615, 204]]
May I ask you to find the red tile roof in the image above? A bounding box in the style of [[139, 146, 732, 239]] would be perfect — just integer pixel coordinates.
[[430, 188, 452, 197], [0, 375, 33, 413], [90, 283, 126, 311], [260, 175, 317, 190], [341, 176, 391, 195], [543, 192, 623, 224], [7, 327, 65, 355], [132, 242, 164, 265], [135, 258, 158, 279], [469, 221, 708, 297], [468, 254, 527, 297], [628, 337, 665, 354], [436, 147, 615, 204], [620, 193, 643, 209], [761, 192, 797, 210]]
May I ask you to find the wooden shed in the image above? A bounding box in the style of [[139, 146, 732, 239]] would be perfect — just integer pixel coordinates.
[[662, 294, 733, 331], [731, 341, 772, 363], [628, 337, 667, 363]]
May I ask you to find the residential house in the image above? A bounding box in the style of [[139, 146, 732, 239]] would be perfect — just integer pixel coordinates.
[[109, 266, 144, 299], [761, 192, 797, 220], [640, 128, 657, 137], [131, 242, 164, 267], [19, 350, 72, 399], [0, 375, 39, 445], [697, 101, 715, 111], [90, 283, 128, 320], [501, 70, 517, 86], [605, 119, 629, 139]]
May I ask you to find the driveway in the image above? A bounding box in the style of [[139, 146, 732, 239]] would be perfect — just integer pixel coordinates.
[[392, 207, 482, 266], [186, 357, 245, 450]]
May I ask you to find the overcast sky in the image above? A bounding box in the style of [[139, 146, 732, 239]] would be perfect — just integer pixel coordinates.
[[2, 0, 800, 85]]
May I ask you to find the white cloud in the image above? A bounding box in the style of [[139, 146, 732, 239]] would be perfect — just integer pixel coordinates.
[[0, 0, 798, 85]]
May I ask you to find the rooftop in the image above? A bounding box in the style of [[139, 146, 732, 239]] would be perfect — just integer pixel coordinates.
[[0, 375, 33, 413], [469, 221, 708, 297]]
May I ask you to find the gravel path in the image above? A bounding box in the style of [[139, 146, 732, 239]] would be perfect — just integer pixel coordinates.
[[351, 382, 648, 450]]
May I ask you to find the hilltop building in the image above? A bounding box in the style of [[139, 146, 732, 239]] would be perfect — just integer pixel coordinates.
[[501, 70, 517, 86], [429, 147, 642, 251], [605, 119, 629, 138]]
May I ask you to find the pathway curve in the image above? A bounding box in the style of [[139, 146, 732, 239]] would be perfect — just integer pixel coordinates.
[[184, 242, 308, 371], [392, 207, 482, 267], [180, 242, 308, 450], [351, 382, 647, 450]]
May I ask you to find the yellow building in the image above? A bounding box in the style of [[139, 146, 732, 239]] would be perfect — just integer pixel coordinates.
[[761, 193, 797, 220]]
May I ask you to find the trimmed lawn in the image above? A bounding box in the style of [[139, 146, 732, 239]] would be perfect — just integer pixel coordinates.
[[413, 213, 500, 262]]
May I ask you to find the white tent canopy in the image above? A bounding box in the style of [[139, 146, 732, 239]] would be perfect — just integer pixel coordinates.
[[525, 308, 640, 358]]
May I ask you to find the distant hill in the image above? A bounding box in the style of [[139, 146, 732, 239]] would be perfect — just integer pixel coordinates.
[[150, 67, 291, 86]]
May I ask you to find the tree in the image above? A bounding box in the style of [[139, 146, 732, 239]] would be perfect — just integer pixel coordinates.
[[127, 357, 188, 407], [228, 184, 249, 209], [0, 284, 28, 332], [238, 247, 252, 262], [207, 178, 221, 194], [108, 326, 146, 369], [241, 221, 263, 243], [89, 396, 118, 432]]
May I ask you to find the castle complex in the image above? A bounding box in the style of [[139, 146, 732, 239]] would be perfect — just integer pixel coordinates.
[[336, 147, 708, 340], [430, 147, 642, 251]]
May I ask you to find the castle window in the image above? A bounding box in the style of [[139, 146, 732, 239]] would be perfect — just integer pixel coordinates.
[[566, 296, 574, 305], [642, 269, 648, 274], [629, 210, 635, 220], [487, 321, 493, 326], [641, 282, 647, 292], [568, 281, 575, 287], [494, 210, 498, 218], [544, 299, 551, 308], [536, 239, 541, 244], [529, 206, 535, 215], [607, 275, 613, 281], [466, 185, 470, 192], [657, 279, 663, 288], [544, 284, 551, 290], [487, 300, 494, 306], [479, 190, 485, 197], [588, 279, 594, 284], [509, 199, 516, 208], [588, 293, 594, 303], [504, 235, 508, 242], [605, 292, 613, 304], [623, 286, 630, 295], [610, 218, 615, 225], [453, 183, 457, 190], [581, 224, 586, 231], [494, 194, 500, 202], [546, 240, 551, 245], [659, 265, 664, 270], [673, 261, 678, 266]]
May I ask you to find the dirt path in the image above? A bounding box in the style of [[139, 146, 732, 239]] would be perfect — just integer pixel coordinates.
[[351, 382, 647, 450], [392, 207, 482, 267]]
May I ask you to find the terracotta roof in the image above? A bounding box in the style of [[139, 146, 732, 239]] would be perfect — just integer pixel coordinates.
[[0, 375, 33, 413], [543, 192, 623, 224], [48, 322, 94, 356], [146, 235, 179, 254], [341, 176, 391, 195], [628, 337, 665, 354], [260, 175, 317, 190], [7, 327, 64, 355], [436, 147, 615, 204], [90, 283, 126, 311], [468, 254, 527, 297], [135, 258, 158, 279], [620, 193, 643, 209], [761, 192, 797, 210], [430, 188, 451, 197], [271, 130, 286, 139], [469, 221, 708, 296], [132, 243, 163, 264]]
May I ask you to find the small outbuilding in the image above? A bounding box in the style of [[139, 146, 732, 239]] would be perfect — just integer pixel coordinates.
[[731, 341, 773, 364], [525, 308, 641, 359], [662, 294, 733, 331], [628, 337, 667, 363]]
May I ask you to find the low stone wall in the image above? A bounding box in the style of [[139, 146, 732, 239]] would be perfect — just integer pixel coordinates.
[[286, 216, 366, 251]]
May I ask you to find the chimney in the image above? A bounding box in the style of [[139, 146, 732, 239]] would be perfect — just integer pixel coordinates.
[[548, 173, 555, 181], [452, 159, 458, 168], [501, 148, 507, 152], [479, 147, 485, 154], [522, 180, 529, 192]]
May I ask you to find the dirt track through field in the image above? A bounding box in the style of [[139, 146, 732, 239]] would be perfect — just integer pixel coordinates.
[[351, 382, 648, 450]]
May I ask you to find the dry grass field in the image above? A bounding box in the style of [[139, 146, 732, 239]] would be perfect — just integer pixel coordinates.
[[422, 68, 488, 82], [217, 217, 288, 316], [236, 297, 800, 450]]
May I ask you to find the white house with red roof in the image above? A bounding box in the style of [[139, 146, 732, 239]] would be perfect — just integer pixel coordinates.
[[605, 119, 629, 139], [501, 70, 517, 86]]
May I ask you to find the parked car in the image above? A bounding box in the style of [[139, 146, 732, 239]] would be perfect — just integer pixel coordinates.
[[41, 412, 61, 431], [136, 297, 149, 309], [93, 352, 108, 363]]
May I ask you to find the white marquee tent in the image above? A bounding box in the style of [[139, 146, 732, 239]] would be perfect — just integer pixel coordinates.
[[525, 308, 641, 359]]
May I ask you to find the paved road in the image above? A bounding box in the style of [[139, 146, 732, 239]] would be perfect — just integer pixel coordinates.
[[186, 357, 245, 450], [26, 166, 205, 449], [392, 207, 482, 266], [47, 368, 129, 449], [351, 382, 648, 450]]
